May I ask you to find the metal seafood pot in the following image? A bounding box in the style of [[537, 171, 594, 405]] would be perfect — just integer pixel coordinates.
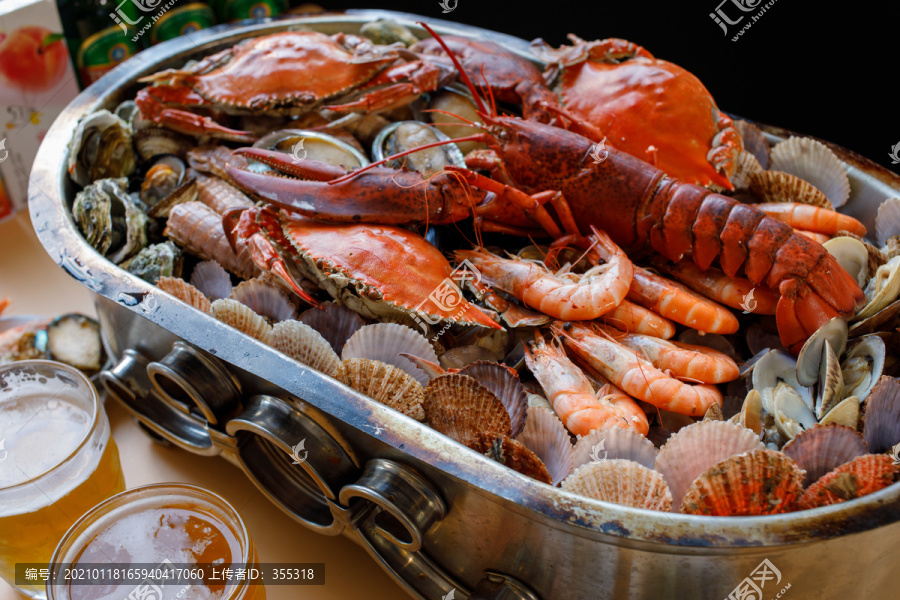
[[29, 11, 900, 600]]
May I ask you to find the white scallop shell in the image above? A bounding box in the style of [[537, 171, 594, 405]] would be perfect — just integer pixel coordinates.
[[770, 136, 850, 207], [516, 406, 574, 486], [298, 302, 364, 354], [231, 278, 297, 323], [572, 427, 657, 470], [875, 198, 900, 247], [266, 320, 344, 380], [190, 260, 232, 300], [342, 323, 439, 387]]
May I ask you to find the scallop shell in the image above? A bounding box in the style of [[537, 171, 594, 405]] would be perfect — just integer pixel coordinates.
[[561, 460, 672, 511], [517, 406, 574, 486], [797, 454, 896, 510], [458, 361, 527, 437], [680, 449, 804, 516], [156, 277, 211, 313], [439, 345, 498, 370], [267, 320, 343, 380], [654, 420, 766, 511], [190, 260, 233, 301], [749, 170, 833, 209], [875, 198, 900, 247], [343, 358, 425, 421], [862, 376, 900, 453], [342, 323, 439, 387], [209, 299, 271, 342], [297, 302, 364, 354], [770, 136, 850, 207], [729, 150, 764, 190], [572, 427, 657, 470], [423, 374, 511, 446], [231, 279, 298, 323], [469, 433, 552, 484], [782, 425, 868, 487], [733, 120, 770, 169]]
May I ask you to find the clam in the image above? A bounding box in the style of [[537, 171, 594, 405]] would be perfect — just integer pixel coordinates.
[[823, 236, 868, 289], [252, 129, 367, 171], [140, 155, 188, 207], [133, 126, 193, 161], [72, 178, 148, 264], [67, 109, 136, 186], [818, 396, 859, 429], [815, 341, 843, 419], [752, 349, 813, 413], [795, 317, 847, 388], [875, 197, 900, 247], [855, 256, 900, 321], [119, 241, 182, 284], [770, 136, 851, 207], [771, 382, 818, 441], [841, 335, 885, 402], [373, 121, 466, 177], [428, 87, 486, 154], [735, 389, 764, 435]]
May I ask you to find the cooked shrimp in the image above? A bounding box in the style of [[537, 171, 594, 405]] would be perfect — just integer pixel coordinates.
[[756, 202, 866, 237], [656, 260, 778, 315], [455, 227, 632, 321], [598, 325, 739, 384], [627, 266, 739, 334], [0, 297, 8, 317], [600, 299, 676, 339], [524, 330, 649, 436], [794, 228, 831, 245], [555, 321, 723, 417]]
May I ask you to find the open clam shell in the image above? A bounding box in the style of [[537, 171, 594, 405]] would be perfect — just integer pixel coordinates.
[[795, 317, 848, 388], [157, 277, 211, 314], [209, 299, 272, 342], [875, 197, 900, 247], [562, 460, 672, 511], [342, 323, 439, 387], [680, 449, 805, 516], [770, 136, 851, 208], [752, 349, 814, 413], [819, 396, 859, 429], [815, 341, 844, 419], [267, 320, 343, 380], [823, 236, 869, 289], [855, 256, 900, 321], [469, 433, 552, 484], [736, 389, 764, 435], [423, 374, 511, 446], [190, 260, 233, 301], [797, 454, 896, 510], [372, 121, 466, 177], [298, 302, 364, 355], [862, 376, 900, 453], [231, 278, 298, 323], [782, 425, 868, 487], [572, 427, 657, 470], [517, 406, 574, 486], [771, 382, 818, 441], [654, 420, 766, 511], [458, 361, 528, 437], [343, 358, 425, 421], [252, 129, 368, 170], [841, 335, 885, 403]]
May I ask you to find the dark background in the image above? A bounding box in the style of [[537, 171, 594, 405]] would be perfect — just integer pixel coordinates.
[[340, 0, 898, 172]]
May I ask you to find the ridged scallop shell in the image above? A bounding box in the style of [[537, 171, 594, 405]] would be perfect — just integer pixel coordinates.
[[782, 424, 868, 487], [439, 345, 498, 370], [156, 277, 211, 313], [572, 427, 657, 470], [297, 302, 364, 354], [343, 323, 439, 387], [749, 170, 833, 209], [733, 121, 770, 169], [343, 358, 425, 421], [423, 374, 511, 446], [770, 136, 851, 207], [680, 449, 804, 516], [190, 260, 232, 300], [469, 433, 552, 484], [797, 454, 896, 510], [231, 279, 297, 323], [517, 406, 574, 486], [209, 299, 271, 342], [863, 376, 900, 453], [458, 361, 527, 437], [526, 392, 553, 411], [729, 151, 764, 190], [561, 460, 672, 511], [267, 320, 343, 380], [655, 420, 766, 510]]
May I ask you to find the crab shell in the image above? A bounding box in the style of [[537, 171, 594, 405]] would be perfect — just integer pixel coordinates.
[[537, 37, 742, 190], [139, 31, 401, 115], [279, 216, 501, 332]]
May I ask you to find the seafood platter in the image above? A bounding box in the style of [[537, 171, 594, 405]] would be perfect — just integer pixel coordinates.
[[27, 9, 900, 600]]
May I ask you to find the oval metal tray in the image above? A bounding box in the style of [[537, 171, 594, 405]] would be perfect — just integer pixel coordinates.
[[28, 9, 900, 600]]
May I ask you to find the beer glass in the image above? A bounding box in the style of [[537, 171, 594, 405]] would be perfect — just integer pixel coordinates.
[[47, 483, 266, 600], [0, 360, 125, 599]]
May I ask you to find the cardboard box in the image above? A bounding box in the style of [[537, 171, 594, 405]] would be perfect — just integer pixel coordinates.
[[0, 0, 80, 214]]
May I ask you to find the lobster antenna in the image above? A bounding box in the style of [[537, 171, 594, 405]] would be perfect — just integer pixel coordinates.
[[418, 22, 490, 115], [327, 133, 488, 185], [421, 108, 478, 126]]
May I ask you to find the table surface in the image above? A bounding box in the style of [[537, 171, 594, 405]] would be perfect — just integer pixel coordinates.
[[0, 211, 405, 599]]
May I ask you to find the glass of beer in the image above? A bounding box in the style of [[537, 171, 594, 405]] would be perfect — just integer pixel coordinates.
[[0, 360, 125, 599], [47, 483, 266, 600]]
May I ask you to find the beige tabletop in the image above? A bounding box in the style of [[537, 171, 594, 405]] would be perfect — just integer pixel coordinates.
[[0, 211, 405, 600]]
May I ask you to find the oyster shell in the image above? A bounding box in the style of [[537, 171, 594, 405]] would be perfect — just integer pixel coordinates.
[[119, 241, 182, 284], [343, 358, 425, 420], [359, 18, 419, 46], [469, 433, 552, 484], [562, 460, 672, 511], [44, 314, 105, 376], [72, 178, 148, 264], [67, 110, 136, 186], [770, 136, 850, 207], [373, 121, 466, 177]]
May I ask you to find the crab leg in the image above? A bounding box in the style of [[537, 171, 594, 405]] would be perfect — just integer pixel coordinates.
[[135, 87, 257, 142], [325, 60, 444, 114]]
